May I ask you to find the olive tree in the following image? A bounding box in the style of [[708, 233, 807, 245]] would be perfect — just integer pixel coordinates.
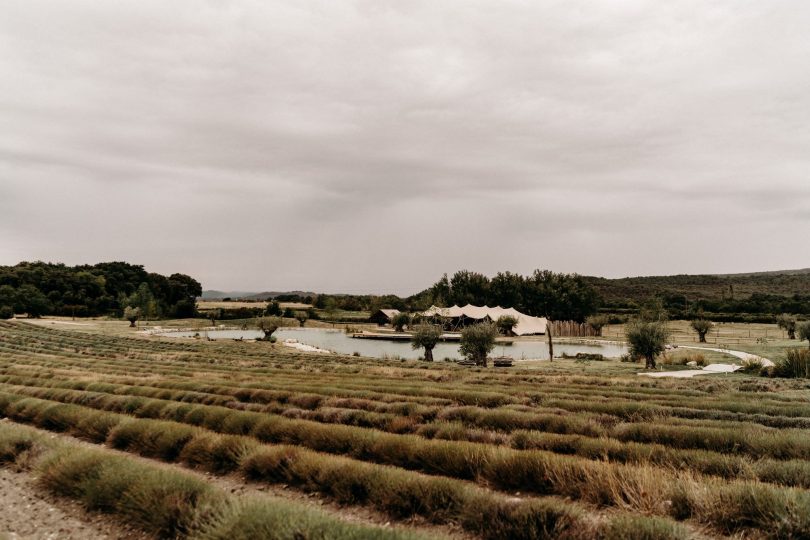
[[257, 316, 283, 341], [459, 323, 497, 367], [626, 320, 670, 369], [777, 314, 797, 340], [391, 312, 411, 332], [411, 324, 442, 361], [690, 319, 713, 343], [295, 312, 308, 327], [799, 322, 810, 349], [124, 306, 141, 328], [208, 308, 222, 327], [586, 314, 610, 337], [324, 298, 338, 325], [495, 315, 519, 336], [265, 301, 282, 317]]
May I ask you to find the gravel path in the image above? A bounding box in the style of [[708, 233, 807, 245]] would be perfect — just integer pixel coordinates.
[[0, 468, 147, 540], [679, 345, 773, 365]]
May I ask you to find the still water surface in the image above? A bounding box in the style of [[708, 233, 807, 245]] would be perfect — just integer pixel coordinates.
[[161, 328, 627, 361]]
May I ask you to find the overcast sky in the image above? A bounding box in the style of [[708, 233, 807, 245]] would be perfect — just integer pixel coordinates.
[[1, 1, 808, 294]]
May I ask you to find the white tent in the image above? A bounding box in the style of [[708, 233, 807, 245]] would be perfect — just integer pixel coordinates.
[[422, 304, 547, 336]]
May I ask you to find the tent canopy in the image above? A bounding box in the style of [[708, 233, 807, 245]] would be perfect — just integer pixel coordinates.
[[422, 304, 547, 336]]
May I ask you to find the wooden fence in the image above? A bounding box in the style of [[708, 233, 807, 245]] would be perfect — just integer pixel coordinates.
[[550, 320, 600, 337]]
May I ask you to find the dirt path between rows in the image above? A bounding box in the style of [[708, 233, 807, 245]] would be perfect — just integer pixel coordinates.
[[0, 467, 147, 540]]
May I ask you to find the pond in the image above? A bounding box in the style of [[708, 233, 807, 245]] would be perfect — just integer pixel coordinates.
[[160, 328, 627, 361], [159, 329, 265, 340]]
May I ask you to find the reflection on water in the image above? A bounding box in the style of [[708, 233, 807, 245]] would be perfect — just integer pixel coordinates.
[[160, 328, 627, 361], [160, 329, 265, 340]]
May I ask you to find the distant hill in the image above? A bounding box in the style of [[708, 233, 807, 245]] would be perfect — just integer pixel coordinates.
[[242, 291, 317, 301], [715, 268, 810, 277], [200, 290, 259, 300], [585, 269, 810, 302], [201, 290, 316, 301]]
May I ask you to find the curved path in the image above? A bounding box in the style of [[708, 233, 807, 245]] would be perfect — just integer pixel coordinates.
[[639, 346, 773, 378], [679, 345, 773, 366]]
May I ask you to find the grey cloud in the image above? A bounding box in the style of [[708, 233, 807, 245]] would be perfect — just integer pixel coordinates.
[[1, 1, 809, 293]]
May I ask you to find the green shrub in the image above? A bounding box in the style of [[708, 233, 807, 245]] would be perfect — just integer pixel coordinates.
[[0, 424, 40, 466], [108, 419, 198, 460], [37, 446, 223, 536], [197, 496, 426, 540], [180, 433, 259, 473], [772, 349, 810, 379], [738, 358, 765, 375], [602, 515, 688, 540], [693, 481, 810, 536], [461, 496, 582, 540], [74, 412, 123, 443]]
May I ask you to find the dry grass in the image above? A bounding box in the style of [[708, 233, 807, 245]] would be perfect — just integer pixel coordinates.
[[2, 320, 810, 539]]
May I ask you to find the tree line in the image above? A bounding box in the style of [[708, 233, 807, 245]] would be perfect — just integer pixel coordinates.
[[587, 272, 810, 321], [0, 261, 201, 319], [421, 270, 600, 322], [234, 270, 601, 323]]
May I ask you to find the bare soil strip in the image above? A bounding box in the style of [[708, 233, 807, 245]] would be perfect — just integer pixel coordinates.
[[0, 467, 147, 540]]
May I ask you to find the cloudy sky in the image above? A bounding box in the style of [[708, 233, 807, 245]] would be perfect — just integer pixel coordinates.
[[1, 1, 808, 294]]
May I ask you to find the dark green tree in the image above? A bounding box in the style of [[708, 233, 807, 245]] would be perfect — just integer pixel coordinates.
[[124, 283, 157, 321], [391, 312, 411, 332], [459, 323, 497, 367], [0, 286, 16, 311], [265, 301, 282, 316], [489, 271, 526, 311], [495, 315, 518, 336], [166, 274, 202, 318], [428, 274, 451, 306], [448, 270, 490, 306], [524, 270, 598, 322], [16, 285, 51, 318]]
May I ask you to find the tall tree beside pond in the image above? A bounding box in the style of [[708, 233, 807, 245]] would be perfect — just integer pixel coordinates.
[[459, 323, 498, 367], [412, 324, 442, 362], [626, 320, 670, 369]]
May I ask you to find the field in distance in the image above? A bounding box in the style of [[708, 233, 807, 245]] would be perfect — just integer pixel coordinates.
[[197, 300, 312, 310], [0, 318, 809, 539]]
